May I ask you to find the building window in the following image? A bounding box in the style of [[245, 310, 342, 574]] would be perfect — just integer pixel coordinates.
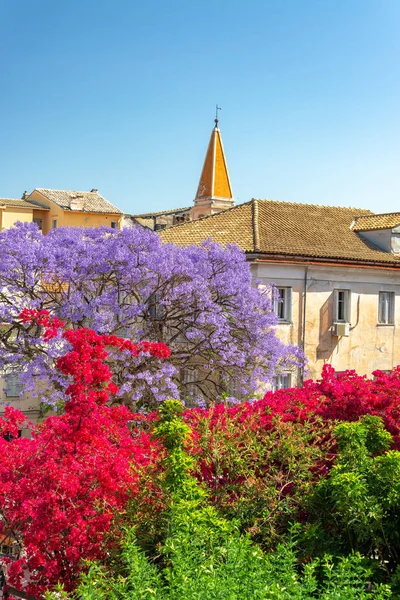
[[4, 372, 23, 398], [154, 223, 167, 231], [181, 367, 199, 402], [3, 430, 22, 442], [111, 221, 118, 229], [272, 372, 292, 391], [334, 289, 350, 322], [33, 218, 43, 231], [378, 292, 395, 325], [273, 287, 292, 322], [52, 219, 58, 229], [148, 294, 165, 320]]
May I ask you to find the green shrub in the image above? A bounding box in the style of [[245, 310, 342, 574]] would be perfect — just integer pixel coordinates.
[[50, 521, 391, 599], [46, 403, 392, 599], [186, 408, 332, 548], [309, 415, 400, 572]]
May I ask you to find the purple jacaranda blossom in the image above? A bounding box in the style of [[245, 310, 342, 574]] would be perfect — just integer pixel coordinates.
[[0, 223, 304, 409]]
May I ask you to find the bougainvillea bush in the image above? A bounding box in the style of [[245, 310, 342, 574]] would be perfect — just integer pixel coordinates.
[[47, 402, 391, 600], [0, 311, 169, 597], [263, 364, 400, 447], [0, 223, 302, 408], [3, 310, 400, 597]]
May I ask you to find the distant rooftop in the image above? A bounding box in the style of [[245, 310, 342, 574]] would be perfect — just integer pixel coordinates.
[[0, 198, 47, 209], [352, 213, 400, 232], [129, 206, 191, 218], [32, 189, 122, 214]]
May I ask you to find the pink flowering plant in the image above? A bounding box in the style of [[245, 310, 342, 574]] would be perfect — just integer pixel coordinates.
[[0, 310, 169, 597]]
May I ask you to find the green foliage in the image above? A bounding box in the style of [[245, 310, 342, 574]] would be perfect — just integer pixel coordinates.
[[152, 399, 206, 503], [52, 519, 391, 599], [47, 404, 392, 599], [310, 416, 400, 568], [189, 410, 331, 547]]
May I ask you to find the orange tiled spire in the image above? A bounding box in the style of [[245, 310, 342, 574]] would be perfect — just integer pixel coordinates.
[[192, 112, 234, 220]]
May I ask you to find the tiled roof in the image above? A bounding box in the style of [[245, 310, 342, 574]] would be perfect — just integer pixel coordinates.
[[160, 199, 400, 266], [33, 189, 122, 214], [352, 213, 400, 232], [0, 198, 44, 209], [130, 206, 191, 218]]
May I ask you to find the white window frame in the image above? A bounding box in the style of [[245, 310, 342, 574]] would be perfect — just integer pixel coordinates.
[[333, 289, 351, 323], [272, 372, 292, 391], [378, 291, 395, 325], [273, 287, 292, 322]]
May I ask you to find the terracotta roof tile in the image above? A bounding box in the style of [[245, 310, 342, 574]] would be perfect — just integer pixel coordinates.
[[352, 213, 400, 232], [160, 199, 400, 266], [0, 198, 44, 209], [161, 200, 255, 250], [33, 189, 122, 214]]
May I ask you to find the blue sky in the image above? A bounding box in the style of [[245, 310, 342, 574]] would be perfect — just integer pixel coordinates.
[[1, 0, 400, 214]]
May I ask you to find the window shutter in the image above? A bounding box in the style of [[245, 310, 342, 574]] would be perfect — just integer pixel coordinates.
[[333, 289, 338, 322], [286, 287, 292, 321], [345, 290, 351, 323]]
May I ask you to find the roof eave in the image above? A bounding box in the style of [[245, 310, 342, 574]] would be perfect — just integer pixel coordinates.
[[247, 251, 400, 268]]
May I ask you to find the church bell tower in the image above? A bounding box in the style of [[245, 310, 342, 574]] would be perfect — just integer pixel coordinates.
[[191, 110, 234, 220]]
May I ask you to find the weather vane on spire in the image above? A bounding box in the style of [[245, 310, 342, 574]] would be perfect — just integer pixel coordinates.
[[215, 104, 221, 127]]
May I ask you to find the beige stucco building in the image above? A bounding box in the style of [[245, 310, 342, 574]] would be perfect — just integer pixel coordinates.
[[157, 120, 400, 388], [161, 198, 400, 387]]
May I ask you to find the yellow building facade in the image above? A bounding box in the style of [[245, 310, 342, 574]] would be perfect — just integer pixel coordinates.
[[0, 188, 122, 235], [0, 188, 123, 428]]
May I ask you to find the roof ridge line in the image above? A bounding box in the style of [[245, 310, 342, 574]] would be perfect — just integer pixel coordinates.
[[251, 197, 372, 212], [252, 199, 260, 252], [355, 211, 400, 219]]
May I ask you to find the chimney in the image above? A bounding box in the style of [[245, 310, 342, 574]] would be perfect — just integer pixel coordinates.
[[69, 194, 84, 211], [90, 188, 98, 193], [21, 191, 28, 200]]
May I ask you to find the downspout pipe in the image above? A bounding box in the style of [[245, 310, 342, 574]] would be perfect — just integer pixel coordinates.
[[301, 266, 309, 385]]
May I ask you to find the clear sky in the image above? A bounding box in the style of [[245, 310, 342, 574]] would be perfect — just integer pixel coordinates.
[[1, 0, 400, 215]]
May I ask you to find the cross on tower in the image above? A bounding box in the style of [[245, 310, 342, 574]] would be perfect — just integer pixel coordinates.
[[215, 104, 221, 127]]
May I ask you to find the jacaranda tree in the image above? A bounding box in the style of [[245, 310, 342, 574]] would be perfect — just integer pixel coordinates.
[[0, 223, 302, 409]]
